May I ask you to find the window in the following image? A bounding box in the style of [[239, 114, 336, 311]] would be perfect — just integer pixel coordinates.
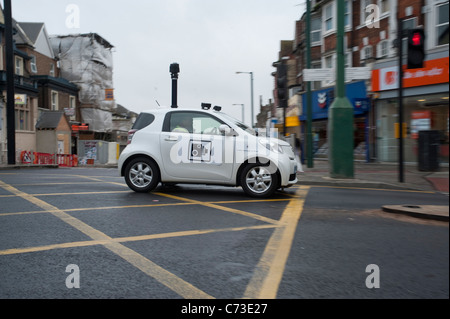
[[311, 62, 322, 90], [377, 40, 389, 58], [15, 98, 31, 131], [361, 46, 373, 60], [50, 63, 55, 77], [324, 55, 334, 69], [380, 0, 389, 14], [167, 112, 224, 135], [402, 18, 417, 53], [51, 91, 59, 111], [436, 2, 449, 45], [15, 57, 23, 75], [69, 96, 76, 121], [344, 0, 351, 28], [132, 113, 155, 130], [324, 3, 334, 32], [30, 56, 37, 73], [311, 17, 322, 43], [345, 52, 352, 68], [361, 0, 373, 25]]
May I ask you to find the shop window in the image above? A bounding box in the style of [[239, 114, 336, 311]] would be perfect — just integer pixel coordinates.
[[15, 104, 31, 131]]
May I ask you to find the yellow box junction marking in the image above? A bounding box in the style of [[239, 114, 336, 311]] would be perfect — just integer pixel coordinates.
[[0, 173, 310, 299]]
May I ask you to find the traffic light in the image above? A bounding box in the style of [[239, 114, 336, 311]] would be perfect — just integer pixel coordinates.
[[276, 64, 287, 108], [407, 29, 425, 69]]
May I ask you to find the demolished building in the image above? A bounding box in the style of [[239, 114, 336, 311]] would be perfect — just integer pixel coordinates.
[[50, 33, 115, 137]]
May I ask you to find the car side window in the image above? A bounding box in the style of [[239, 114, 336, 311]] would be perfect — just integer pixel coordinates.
[[170, 112, 193, 133], [166, 112, 224, 135], [192, 115, 223, 135]]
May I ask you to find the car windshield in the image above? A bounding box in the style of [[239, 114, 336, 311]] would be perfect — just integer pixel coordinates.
[[215, 112, 257, 136]]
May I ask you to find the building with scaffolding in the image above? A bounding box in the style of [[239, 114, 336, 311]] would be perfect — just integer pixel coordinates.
[[50, 33, 116, 141]]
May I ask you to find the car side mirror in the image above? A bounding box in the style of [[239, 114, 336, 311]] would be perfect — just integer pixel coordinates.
[[219, 124, 235, 136]]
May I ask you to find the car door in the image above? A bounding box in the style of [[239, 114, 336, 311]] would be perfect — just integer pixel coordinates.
[[159, 111, 235, 182]]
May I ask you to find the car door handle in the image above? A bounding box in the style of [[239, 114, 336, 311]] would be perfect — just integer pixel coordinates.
[[165, 136, 178, 142]]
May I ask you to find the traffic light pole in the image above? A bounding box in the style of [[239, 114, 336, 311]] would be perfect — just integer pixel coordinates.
[[5, 0, 16, 165], [397, 18, 405, 183], [327, 0, 354, 178], [305, 0, 313, 168]]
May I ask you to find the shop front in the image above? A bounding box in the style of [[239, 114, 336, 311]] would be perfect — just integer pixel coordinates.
[[372, 55, 449, 164], [299, 80, 370, 160]]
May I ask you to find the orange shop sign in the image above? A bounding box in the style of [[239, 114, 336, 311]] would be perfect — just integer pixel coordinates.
[[372, 57, 449, 91]]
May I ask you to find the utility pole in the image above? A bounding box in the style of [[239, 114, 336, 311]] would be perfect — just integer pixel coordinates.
[[5, 0, 16, 164], [305, 0, 313, 168], [327, 0, 354, 178]]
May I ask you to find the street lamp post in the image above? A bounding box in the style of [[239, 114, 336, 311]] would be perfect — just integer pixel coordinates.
[[232, 104, 245, 123], [236, 71, 254, 128]]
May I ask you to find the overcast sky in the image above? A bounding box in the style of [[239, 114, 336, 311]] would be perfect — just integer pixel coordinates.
[[11, 0, 303, 125]]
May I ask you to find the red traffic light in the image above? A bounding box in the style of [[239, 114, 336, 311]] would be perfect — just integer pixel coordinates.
[[412, 32, 422, 46], [407, 29, 425, 69]]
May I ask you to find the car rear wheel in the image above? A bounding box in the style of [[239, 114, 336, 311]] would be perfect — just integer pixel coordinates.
[[124, 157, 160, 193], [240, 163, 279, 198]]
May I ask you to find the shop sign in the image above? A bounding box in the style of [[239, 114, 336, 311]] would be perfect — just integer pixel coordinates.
[[14, 94, 27, 105], [372, 57, 449, 91], [64, 108, 75, 117], [300, 81, 368, 120], [411, 110, 433, 139], [71, 124, 89, 132]]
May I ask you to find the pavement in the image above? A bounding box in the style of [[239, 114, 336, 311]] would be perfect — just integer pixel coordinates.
[[1, 159, 448, 221], [297, 159, 449, 222]]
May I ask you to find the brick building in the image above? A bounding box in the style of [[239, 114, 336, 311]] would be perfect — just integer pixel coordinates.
[[270, 0, 449, 163], [0, 17, 80, 162], [0, 16, 39, 162]]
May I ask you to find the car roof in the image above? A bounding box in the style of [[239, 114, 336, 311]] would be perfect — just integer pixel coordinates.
[[139, 107, 220, 115]]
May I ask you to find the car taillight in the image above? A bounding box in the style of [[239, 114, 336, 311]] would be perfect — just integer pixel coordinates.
[[127, 129, 137, 144]]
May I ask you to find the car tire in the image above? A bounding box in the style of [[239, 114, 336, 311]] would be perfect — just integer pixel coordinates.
[[240, 162, 279, 198], [124, 157, 160, 193]]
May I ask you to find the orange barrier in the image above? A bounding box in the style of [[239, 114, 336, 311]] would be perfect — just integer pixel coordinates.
[[20, 152, 78, 167]]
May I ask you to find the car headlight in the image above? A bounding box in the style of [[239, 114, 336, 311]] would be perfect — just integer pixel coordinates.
[[259, 139, 284, 154]]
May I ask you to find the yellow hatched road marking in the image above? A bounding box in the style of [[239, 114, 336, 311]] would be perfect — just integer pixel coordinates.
[[155, 192, 280, 225], [0, 173, 310, 299], [0, 179, 213, 299], [0, 224, 279, 256], [243, 186, 310, 299]]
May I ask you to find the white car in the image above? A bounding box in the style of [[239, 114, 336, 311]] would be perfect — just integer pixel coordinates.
[[118, 106, 298, 198]]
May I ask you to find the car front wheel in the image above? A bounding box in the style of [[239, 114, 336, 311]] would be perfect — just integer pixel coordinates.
[[124, 157, 160, 193], [240, 163, 279, 198]]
